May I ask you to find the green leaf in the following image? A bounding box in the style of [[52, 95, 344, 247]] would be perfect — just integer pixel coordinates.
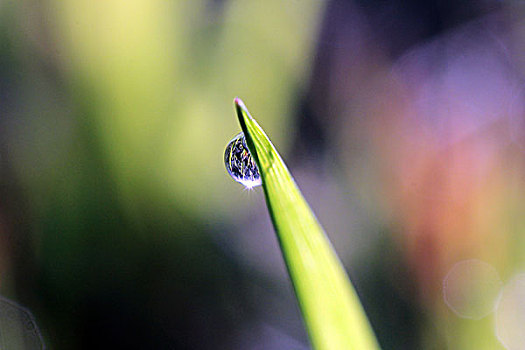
[[234, 97, 380, 350]]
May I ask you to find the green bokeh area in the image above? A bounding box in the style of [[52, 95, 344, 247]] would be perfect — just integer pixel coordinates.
[[0, 0, 324, 348]]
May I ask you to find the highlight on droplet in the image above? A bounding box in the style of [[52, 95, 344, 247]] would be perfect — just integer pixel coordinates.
[[442, 259, 502, 319], [495, 273, 525, 350]]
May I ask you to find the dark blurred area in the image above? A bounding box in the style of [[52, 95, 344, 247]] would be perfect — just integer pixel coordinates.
[[0, 0, 524, 349]]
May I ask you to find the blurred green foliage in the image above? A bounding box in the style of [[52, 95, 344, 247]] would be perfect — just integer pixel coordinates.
[[0, 0, 325, 348]]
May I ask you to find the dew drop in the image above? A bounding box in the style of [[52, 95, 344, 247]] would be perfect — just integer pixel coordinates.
[[224, 132, 261, 188]]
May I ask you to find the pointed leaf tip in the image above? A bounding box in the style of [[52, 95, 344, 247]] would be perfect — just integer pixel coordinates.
[[230, 98, 380, 350]]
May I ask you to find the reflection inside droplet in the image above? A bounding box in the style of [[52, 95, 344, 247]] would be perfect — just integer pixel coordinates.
[[224, 132, 261, 188], [0, 295, 45, 349], [443, 259, 502, 319], [495, 274, 525, 350]]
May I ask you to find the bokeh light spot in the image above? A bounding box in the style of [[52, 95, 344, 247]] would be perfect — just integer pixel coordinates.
[[495, 274, 525, 350], [0, 296, 45, 349], [443, 259, 502, 319]]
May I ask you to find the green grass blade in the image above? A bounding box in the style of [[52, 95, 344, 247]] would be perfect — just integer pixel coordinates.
[[234, 97, 380, 350]]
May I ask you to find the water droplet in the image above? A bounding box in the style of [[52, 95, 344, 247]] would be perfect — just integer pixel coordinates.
[[224, 132, 261, 188]]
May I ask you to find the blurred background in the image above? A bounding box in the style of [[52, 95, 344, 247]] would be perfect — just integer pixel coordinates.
[[1, 0, 525, 349]]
